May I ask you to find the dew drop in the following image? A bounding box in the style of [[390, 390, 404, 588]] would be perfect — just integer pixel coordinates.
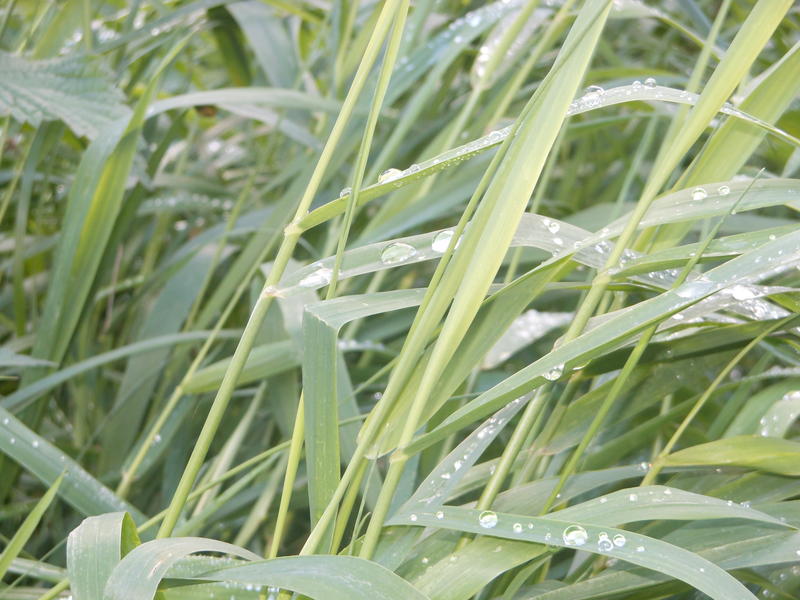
[[339, 187, 352, 198], [597, 532, 614, 552], [563, 525, 588, 546], [644, 77, 657, 88], [632, 80, 642, 90], [717, 185, 730, 196], [692, 187, 707, 201], [9, 437, 15, 444], [432, 230, 457, 253], [544, 364, 564, 381], [513, 522, 523, 533], [613, 534, 626, 547], [436, 510, 444, 520], [381, 242, 417, 265], [628, 493, 638, 502], [32, 440, 39, 448], [410, 514, 418, 522], [1, 417, 8, 425], [421, 557, 429, 564], [542, 218, 560, 234], [378, 168, 402, 184], [636, 545, 645, 552], [479, 510, 498, 529], [730, 284, 756, 301], [299, 266, 332, 288]]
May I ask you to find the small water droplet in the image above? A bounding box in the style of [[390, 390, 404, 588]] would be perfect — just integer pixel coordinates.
[[378, 168, 402, 184], [513, 522, 523, 533], [768, 234, 777, 241], [339, 187, 352, 198], [9, 437, 15, 444], [2, 417, 8, 425], [613, 534, 626, 547], [632, 80, 642, 90], [410, 514, 418, 522], [32, 440, 39, 448], [644, 77, 657, 88], [599, 497, 608, 504], [628, 493, 638, 502], [563, 525, 588, 546], [421, 557, 429, 564], [729, 284, 756, 301], [436, 510, 444, 520], [597, 532, 614, 552], [544, 364, 564, 381], [381, 242, 417, 264], [692, 187, 707, 201], [717, 185, 730, 196], [636, 545, 645, 552], [543, 218, 560, 234], [479, 511, 498, 529]]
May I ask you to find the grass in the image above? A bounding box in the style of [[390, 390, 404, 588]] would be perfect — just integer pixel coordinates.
[[0, 1, 799, 599]]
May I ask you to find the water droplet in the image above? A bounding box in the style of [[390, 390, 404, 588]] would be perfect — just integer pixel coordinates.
[[636, 545, 645, 552], [563, 525, 588, 546], [597, 532, 614, 552], [299, 266, 333, 288], [663, 489, 672, 496], [381, 242, 417, 265], [692, 187, 707, 201], [644, 77, 657, 88], [613, 534, 626, 547], [32, 440, 39, 448], [542, 218, 560, 234], [2, 417, 8, 425], [378, 168, 402, 184], [717, 185, 730, 196], [9, 437, 15, 444], [628, 493, 638, 502], [436, 510, 444, 520], [544, 364, 564, 381], [768, 234, 777, 241], [421, 557, 429, 564], [410, 514, 418, 522], [339, 187, 352, 198], [599, 497, 608, 504], [432, 230, 457, 253], [729, 284, 756, 301], [478, 511, 498, 529], [513, 522, 523, 533], [632, 80, 642, 90], [638, 461, 651, 472]]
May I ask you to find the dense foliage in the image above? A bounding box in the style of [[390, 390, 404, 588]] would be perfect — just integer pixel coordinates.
[[1, 1, 799, 599]]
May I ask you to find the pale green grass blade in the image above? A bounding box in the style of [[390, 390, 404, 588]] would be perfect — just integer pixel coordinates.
[[194, 556, 431, 600], [67, 512, 140, 600], [388, 507, 758, 600], [0, 407, 143, 519], [0, 474, 61, 581], [663, 436, 800, 475]]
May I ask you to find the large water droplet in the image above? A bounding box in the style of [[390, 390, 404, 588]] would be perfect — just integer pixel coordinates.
[[613, 534, 626, 547], [513, 522, 523, 533], [478, 511, 498, 529], [728, 284, 756, 300], [379, 168, 402, 184], [644, 77, 656, 88], [299, 266, 333, 288], [692, 187, 707, 201], [432, 230, 458, 253], [544, 364, 564, 381], [339, 187, 352, 198], [597, 532, 614, 552], [717, 185, 730, 196], [562, 525, 588, 546], [381, 242, 417, 264]]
